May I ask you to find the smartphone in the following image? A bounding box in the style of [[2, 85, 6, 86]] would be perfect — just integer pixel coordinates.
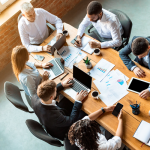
[[112, 103, 123, 117]]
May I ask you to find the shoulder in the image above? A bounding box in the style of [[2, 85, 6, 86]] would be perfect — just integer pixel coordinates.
[[18, 17, 25, 29]]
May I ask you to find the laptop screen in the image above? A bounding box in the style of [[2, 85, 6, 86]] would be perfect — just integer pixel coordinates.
[[73, 65, 92, 89]]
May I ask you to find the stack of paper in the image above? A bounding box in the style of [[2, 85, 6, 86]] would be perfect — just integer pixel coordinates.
[[94, 69, 129, 106]]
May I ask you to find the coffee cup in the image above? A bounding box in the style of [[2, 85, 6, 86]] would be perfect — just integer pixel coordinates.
[[94, 48, 100, 55], [63, 30, 69, 36], [91, 91, 99, 99]]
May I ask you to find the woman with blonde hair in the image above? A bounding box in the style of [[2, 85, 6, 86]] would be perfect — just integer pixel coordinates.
[[11, 45, 53, 99]]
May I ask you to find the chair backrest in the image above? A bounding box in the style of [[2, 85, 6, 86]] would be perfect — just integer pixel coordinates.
[[26, 119, 64, 147], [109, 9, 132, 39], [18, 13, 22, 23], [4, 81, 33, 113]]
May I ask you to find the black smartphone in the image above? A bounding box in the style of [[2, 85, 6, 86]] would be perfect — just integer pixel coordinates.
[[112, 103, 123, 117]]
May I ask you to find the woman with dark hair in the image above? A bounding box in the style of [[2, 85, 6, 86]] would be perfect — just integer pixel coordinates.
[[68, 106, 123, 150]]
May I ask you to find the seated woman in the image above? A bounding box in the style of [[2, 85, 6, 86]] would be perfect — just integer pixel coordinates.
[[68, 106, 123, 150], [11, 45, 53, 98]]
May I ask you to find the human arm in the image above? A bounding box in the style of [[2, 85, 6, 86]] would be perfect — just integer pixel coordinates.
[[139, 88, 150, 99]]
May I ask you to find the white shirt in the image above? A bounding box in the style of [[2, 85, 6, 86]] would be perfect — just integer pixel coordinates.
[[19, 62, 42, 98], [76, 116, 122, 150], [18, 8, 63, 52], [77, 9, 124, 48]]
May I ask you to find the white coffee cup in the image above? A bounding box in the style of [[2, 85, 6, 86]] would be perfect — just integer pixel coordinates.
[[94, 48, 100, 55], [91, 91, 99, 99], [63, 30, 69, 36]]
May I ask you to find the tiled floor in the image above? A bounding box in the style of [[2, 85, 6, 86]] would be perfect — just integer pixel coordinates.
[[1, 0, 150, 149]]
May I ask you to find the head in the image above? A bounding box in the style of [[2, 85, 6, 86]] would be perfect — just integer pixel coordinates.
[[37, 80, 57, 103], [87, 1, 102, 22], [132, 37, 150, 59], [68, 119, 101, 150], [11, 45, 29, 81], [21, 2, 35, 22]]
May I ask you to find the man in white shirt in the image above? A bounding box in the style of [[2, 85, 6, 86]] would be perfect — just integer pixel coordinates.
[[75, 1, 123, 49], [18, 2, 63, 53]]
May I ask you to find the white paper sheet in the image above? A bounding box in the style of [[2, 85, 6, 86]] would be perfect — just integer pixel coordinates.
[[90, 58, 115, 81], [133, 120, 150, 145], [115, 69, 129, 81], [58, 46, 79, 67], [99, 82, 129, 106]]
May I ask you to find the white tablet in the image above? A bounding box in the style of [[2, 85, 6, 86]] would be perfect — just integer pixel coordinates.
[[127, 77, 150, 94]]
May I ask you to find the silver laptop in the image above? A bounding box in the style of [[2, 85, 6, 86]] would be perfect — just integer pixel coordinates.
[[64, 65, 92, 99]]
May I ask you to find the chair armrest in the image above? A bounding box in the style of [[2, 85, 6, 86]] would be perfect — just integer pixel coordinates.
[[88, 24, 94, 33], [46, 23, 56, 31]]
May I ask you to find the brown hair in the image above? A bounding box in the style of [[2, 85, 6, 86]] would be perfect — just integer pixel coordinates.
[[132, 37, 149, 55], [11, 45, 29, 81], [68, 119, 101, 150], [37, 80, 56, 101]]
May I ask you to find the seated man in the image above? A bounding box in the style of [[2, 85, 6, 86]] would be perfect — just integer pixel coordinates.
[[75, 1, 123, 49], [31, 78, 88, 141], [119, 36, 150, 99], [18, 2, 63, 53], [68, 106, 123, 150]]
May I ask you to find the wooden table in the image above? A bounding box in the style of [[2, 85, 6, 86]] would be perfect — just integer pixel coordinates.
[[29, 23, 150, 150]]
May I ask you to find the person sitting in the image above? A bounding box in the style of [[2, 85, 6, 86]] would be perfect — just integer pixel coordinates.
[[11, 45, 53, 98], [119, 36, 150, 99], [75, 1, 123, 49], [18, 2, 63, 53], [68, 106, 123, 150], [31, 79, 88, 141]]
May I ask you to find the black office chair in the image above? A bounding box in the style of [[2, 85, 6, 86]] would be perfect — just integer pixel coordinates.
[[26, 119, 79, 150], [88, 9, 132, 51], [4, 81, 34, 113]]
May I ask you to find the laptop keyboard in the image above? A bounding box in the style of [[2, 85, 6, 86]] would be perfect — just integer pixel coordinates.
[[55, 58, 64, 71], [71, 80, 88, 93], [49, 59, 63, 76]]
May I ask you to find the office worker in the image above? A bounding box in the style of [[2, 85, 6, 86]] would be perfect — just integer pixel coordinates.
[[75, 1, 123, 49], [18, 2, 63, 53], [119, 36, 150, 99], [11, 45, 53, 98], [68, 107, 123, 150], [31, 79, 88, 141]]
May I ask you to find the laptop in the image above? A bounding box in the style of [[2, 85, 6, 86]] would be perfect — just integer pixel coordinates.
[[47, 34, 66, 55], [64, 65, 92, 99]]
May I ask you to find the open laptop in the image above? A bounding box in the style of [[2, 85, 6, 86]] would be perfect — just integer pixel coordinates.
[[47, 34, 66, 55], [64, 65, 92, 99]]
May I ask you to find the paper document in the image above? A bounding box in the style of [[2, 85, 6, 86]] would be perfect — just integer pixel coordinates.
[[133, 120, 150, 146], [115, 69, 129, 82], [99, 82, 128, 106], [90, 58, 115, 81]]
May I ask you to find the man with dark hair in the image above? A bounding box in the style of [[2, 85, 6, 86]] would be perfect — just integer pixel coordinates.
[[119, 36, 150, 99], [31, 78, 88, 141], [75, 1, 123, 49]]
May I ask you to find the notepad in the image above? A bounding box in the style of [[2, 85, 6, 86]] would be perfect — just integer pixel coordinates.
[[71, 36, 94, 54], [133, 120, 150, 146]]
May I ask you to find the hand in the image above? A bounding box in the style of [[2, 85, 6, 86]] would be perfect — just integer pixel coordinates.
[[139, 89, 150, 99], [42, 45, 51, 52], [42, 71, 50, 82], [75, 90, 88, 102], [118, 109, 123, 121], [61, 78, 73, 88], [89, 41, 101, 49], [56, 33, 63, 41], [133, 67, 146, 78], [104, 105, 115, 112], [42, 62, 53, 69], [74, 35, 82, 47]]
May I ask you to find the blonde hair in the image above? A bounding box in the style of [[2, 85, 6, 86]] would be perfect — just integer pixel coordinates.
[[11, 45, 29, 81], [21, 2, 33, 13]]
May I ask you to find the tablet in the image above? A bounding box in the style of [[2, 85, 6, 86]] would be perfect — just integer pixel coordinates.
[[127, 77, 150, 93]]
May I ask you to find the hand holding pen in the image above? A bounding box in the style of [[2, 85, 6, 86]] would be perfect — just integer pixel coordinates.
[[74, 35, 82, 47]]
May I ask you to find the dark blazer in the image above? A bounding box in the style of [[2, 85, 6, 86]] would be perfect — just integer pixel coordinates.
[[31, 83, 82, 141], [119, 36, 150, 70]]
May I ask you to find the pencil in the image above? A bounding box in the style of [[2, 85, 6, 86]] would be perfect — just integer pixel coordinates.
[[60, 73, 69, 80]]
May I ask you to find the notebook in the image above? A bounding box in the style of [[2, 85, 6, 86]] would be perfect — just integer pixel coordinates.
[[133, 120, 150, 146]]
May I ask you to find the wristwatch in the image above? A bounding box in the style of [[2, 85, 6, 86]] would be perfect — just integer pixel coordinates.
[[101, 107, 105, 113]]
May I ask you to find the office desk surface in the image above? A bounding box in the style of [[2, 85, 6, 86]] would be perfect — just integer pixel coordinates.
[[29, 23, 150, 150]]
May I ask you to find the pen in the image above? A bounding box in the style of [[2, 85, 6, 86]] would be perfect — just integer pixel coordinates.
[[60, 73, 69, 80], [74, 39, 79, 44]]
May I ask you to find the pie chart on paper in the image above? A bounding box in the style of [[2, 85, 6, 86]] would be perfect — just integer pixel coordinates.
[[117, 79, 124, 85]]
